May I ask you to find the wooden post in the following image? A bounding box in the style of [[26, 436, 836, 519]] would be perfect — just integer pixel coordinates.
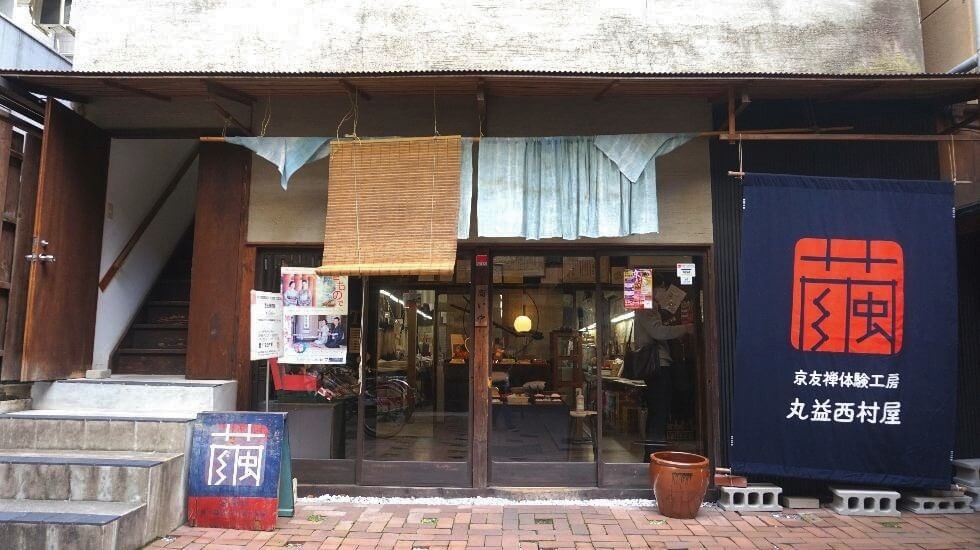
[[186, 143, 251, 390], [471, 251, 490, 488]]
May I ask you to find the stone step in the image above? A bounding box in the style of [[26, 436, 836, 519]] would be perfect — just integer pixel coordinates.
[[0, 398, 30, 413], [0, 412, 193, 453], [30, 376, 236, 414], [0, 449, 186, 540], [899, 493, 974, 514], [829, 486, 901, 517], [718, 483, 783, 512], [0, 499, 148, 550]]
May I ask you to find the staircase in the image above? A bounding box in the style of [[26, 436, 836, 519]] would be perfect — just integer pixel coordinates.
[[113, 230, 194, 375], [0, 376, 236, 549]]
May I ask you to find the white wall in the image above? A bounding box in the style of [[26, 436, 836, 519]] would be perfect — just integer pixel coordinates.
[[71, 0, 924, 74], [92, 140, 198, 371]]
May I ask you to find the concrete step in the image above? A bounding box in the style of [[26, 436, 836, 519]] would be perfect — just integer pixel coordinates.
[[0, 499, 148, 550], [0, 398, 30, 413], [30, 375, 236, 414], [953, 458, 980, 487], [0, 449, 186, 540], [0, 412, 193, 452]]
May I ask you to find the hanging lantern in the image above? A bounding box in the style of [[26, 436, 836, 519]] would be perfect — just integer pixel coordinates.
[[514, 314, 533, 333]]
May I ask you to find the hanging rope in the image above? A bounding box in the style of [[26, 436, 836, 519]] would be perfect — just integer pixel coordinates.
[[259, 95, 273, 137], [432, 90, 441, 136]]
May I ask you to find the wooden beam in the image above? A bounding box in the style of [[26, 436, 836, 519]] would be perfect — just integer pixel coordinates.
[[5, 77, 88, 104], [203, 80, 256, 106], [107, 127, 230, 139], [339, 79, 372, 101], [100, 79, 171, 102], [727, 86, 736, 143], [236, 246, 257, 409], [208, 100, 253, 136], [471, 253, 490, 488], [592, 80, 620, 101], [727, 133, 980, 142], [476, 78, 487, 136], [99, 146, 199, 290]]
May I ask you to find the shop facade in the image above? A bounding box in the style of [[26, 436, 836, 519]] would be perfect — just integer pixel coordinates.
[[0, 72, 977, 495]]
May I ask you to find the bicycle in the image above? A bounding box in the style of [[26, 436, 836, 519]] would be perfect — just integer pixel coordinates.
[[363, 376, 415, 438]]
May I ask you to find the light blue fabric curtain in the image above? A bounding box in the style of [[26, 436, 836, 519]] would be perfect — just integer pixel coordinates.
[[457, 138, 475, 239], [226, 137, 332, 190], [476, 134, 694, 239]]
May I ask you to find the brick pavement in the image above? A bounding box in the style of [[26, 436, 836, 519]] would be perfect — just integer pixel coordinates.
[[150, 502, 980, 549]]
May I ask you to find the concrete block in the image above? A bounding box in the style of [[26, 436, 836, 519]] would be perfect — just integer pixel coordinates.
[[85, 369, 112, 379], [0, 399, 30, 413], [780, 495, 820, 509], [829, 486, 901, 517], [963, 486, 980, 511], [719, 483, 782, 512], [82, 419, 113, 451], [0, 417, 35, 449], [900, 494, 973, 514], [953, 458, 980, 487], [34, 419, 84, 450], [106, 420, 137, 451]]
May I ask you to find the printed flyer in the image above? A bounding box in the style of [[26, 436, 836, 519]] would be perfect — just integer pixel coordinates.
[[280, 267, 349, 364], [624, 268, 653, 309]]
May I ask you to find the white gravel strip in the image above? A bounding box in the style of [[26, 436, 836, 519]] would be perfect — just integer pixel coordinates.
[[300, 494, 719, 510]]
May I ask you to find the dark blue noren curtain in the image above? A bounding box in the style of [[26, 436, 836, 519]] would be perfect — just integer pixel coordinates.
[[731, 173, 957, 488]]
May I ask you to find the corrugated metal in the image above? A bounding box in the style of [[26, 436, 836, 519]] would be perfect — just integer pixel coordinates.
[[956, 216, 980, 458], [2, 71, 980, 102], [709, 100, 943, 491]]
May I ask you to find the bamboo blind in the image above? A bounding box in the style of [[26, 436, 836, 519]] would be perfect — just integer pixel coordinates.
[[316, 136, 462, 276]]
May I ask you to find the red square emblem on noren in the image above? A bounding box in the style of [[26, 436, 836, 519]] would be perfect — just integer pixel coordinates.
[[790, 238, 903, 355]]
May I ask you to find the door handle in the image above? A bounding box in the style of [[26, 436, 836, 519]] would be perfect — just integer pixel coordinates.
[[26, 239, 55, 262], [25, 253, 55, 263]]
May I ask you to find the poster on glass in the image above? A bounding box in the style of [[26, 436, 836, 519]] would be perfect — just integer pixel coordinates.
[[280, 267, 349, 364]]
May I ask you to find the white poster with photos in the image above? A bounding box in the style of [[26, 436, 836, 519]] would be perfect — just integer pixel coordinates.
[[280, 267, 349, 364]]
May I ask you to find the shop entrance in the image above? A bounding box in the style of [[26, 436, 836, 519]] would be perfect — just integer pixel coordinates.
[[255, 247, 712, 491], [485, 251, 709, 488], [360, 280, 472, 486]]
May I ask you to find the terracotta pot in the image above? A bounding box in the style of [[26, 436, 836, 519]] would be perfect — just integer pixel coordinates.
[[649, 451, 710, 519]]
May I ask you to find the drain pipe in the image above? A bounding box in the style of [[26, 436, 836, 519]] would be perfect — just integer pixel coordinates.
[[948, 0, 980, 73]]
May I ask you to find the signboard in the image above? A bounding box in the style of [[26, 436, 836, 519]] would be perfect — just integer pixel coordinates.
[[624, 268, 653, 309], [187, 412, 290, 530], [280, 268, 349, 365], [676, 263, 695, 285], [250, 291, 283, 360], [731, 173, 957, 488]]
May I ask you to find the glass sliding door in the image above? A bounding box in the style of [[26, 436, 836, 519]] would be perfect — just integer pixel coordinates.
[[488, 255, 598, 486], [597, 254, 706, 487], [359, 278, 472, 486]]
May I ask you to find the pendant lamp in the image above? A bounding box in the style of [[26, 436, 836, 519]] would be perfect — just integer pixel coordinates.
[[514, 290, 533, 333]]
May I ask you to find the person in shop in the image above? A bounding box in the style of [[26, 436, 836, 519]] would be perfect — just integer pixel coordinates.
[[326, 316, 346, 348], [634, 273, 694, 445]]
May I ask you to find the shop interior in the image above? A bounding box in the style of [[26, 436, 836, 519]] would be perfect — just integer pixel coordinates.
[[259, 250, 705, 483]]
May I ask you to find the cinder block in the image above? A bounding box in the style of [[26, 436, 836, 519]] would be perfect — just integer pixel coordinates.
[[780, 495, 820, 509], [829, 486, 901, 517], [953, 458, 980, 488], [961, 486, 980, 511], [900, 494, 973, 514], [718, 483, 782, 512]]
